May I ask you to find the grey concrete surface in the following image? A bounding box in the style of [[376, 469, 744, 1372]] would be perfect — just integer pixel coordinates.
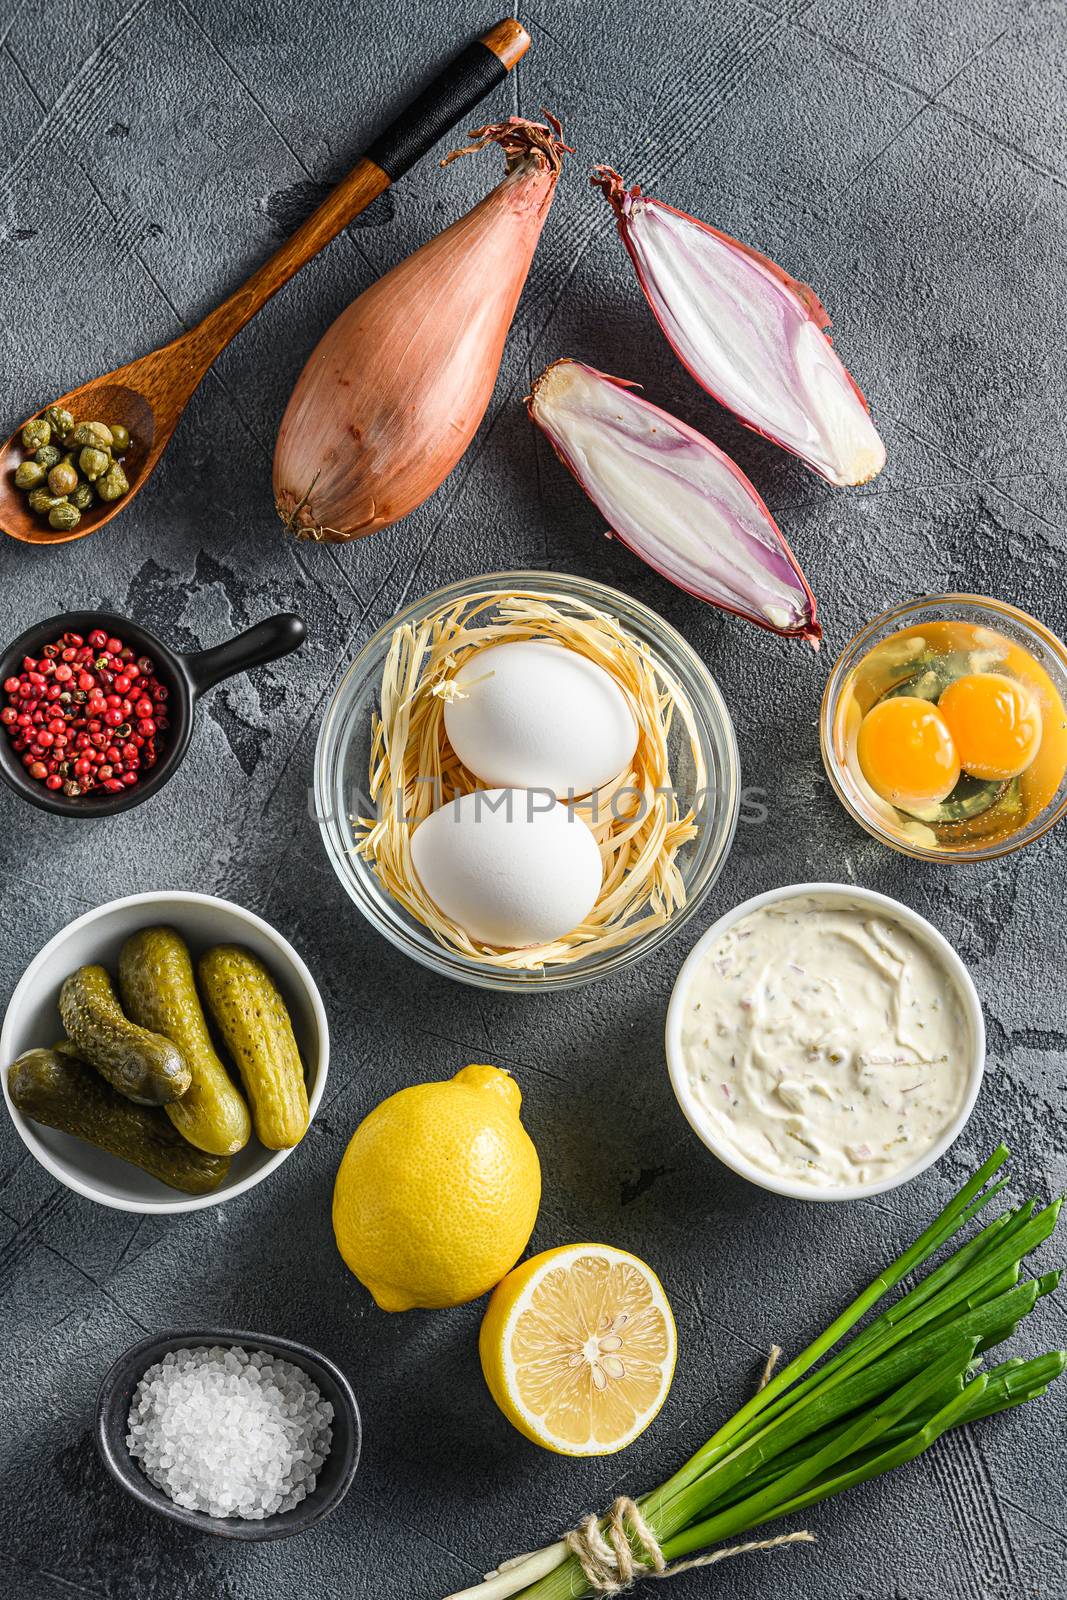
[[1, 1, 1065, 1596]]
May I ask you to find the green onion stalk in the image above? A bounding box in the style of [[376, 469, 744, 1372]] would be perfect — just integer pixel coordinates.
[[445, 1148, 1065, 1600]]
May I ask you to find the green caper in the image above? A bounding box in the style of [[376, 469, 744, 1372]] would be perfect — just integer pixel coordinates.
[[44, 405, 74, 437], [70, 481, 95, 510], [48, 462, 79, 496], [109, 423, 131, 454], [34, 443, 61, 471], [96, 462, 130, 502], [72, 421, 113, 451], [14, 460, 45, 489], [20, 418, 50, 452], [27, 487, 60, 513], [48, 502, 81, 531], [78, 446, 109, 482]]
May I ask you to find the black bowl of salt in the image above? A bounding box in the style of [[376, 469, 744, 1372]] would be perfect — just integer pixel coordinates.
[[95, 1327, 361, 1540]]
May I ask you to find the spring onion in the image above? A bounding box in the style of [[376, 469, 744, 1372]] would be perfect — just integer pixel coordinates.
[[445, 1148, 1064, 1600]]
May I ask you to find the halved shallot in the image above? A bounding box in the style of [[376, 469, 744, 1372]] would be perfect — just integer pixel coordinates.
[[273, 117, 570, 541], [592, 168, 886, 488], [528, 359, 820, 645]]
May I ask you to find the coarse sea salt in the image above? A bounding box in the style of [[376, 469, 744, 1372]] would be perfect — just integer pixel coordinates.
[[126, 1345, 334, 1519]]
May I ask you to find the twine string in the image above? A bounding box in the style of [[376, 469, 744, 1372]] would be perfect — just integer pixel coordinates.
[[561, 1346, 811, 1596], [759, 1342, 783, 1390], [564, 1500, 815, 1596]]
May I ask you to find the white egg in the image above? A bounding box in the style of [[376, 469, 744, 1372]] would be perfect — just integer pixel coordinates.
[[443, 641, 638, 798], [410, 788, 603, 948]]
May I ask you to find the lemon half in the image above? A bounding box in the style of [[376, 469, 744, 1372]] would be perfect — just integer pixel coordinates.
[[479, 1244, 677, 1455]]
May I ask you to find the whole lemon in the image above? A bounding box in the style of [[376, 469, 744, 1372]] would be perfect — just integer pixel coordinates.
[[332, 1064, 541, 1311]]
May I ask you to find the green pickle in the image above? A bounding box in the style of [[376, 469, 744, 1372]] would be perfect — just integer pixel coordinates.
[[8, 1047, 229, 1194], [59, 964, 191, 1105], [198, 945, 309, 1149], [119, 927, 251, 1156]]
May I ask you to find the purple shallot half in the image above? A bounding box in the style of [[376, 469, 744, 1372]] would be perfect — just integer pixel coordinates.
[[592, 168, 886, 488], [527, 359, 820, 646]]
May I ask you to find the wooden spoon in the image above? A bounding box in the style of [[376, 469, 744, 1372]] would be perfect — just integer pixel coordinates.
[[0, 19, 530, 547]]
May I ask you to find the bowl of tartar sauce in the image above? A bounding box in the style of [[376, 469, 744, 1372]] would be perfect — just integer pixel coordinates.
[[665, 883, 984, 1200]]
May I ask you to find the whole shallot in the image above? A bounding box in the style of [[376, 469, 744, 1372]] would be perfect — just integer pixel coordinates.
[[274, 116, 570, 541], [593, 168, 886, 488], [528, 359, 820, 645]]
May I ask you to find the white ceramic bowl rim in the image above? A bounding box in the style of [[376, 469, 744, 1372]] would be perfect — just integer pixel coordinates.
[[665, 881, 985, 1202], [0, 891, 329, 1215]]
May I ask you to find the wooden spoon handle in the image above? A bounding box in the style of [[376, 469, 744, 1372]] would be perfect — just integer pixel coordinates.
[[367, 19, 529, 179], [186, 19, 530, 371]]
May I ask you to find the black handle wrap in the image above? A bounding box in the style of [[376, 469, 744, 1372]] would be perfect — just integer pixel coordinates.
[[366, 41, 508, 181]]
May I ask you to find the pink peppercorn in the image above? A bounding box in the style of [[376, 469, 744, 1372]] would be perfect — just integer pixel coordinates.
[[3, 624, 168, 800]]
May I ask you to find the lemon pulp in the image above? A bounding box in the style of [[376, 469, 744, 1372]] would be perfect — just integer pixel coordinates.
[[479, 1244, 676, 1455]]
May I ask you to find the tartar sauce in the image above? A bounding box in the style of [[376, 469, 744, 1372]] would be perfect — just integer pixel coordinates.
[[679, 893, 973, 1189]]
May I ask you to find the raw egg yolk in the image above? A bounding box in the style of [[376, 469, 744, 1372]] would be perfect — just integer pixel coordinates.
[[857, 695, 961, 812], [937, 672, 1042, 781]]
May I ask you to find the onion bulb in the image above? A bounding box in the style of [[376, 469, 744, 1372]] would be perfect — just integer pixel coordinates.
[[274, 116, 570, 541], [592, 167, 886, 488], [528, 359, 820, 645]]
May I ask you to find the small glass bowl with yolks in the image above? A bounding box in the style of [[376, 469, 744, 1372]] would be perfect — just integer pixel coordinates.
[[821, 597, 1067, 860]]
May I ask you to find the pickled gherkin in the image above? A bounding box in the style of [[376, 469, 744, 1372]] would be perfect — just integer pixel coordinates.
[[59, 964, 191, 1105], [8, 1047, 229, 1194], [198, 945, 309, 1149], [119, 927, 251, 1156]]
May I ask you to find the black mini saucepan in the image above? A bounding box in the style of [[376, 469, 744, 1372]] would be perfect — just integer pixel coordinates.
[[0, 609, 306, 817]]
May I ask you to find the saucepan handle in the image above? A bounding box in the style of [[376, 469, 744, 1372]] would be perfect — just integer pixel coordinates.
[[183, 613, 306, 697]]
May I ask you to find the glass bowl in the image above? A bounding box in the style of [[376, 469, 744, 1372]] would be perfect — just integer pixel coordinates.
[[315, 571, 739, 991], [821, 594, 1067, 862]]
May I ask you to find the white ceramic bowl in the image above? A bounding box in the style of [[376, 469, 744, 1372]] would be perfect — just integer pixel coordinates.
[[665, 882, 984, 1202], [1, 892, 328, 1214]]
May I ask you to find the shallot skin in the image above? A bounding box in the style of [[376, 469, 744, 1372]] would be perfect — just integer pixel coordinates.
[[593, 168, 886, 489], [273, 119, 569, 542], [528, 359, 820, 646]]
